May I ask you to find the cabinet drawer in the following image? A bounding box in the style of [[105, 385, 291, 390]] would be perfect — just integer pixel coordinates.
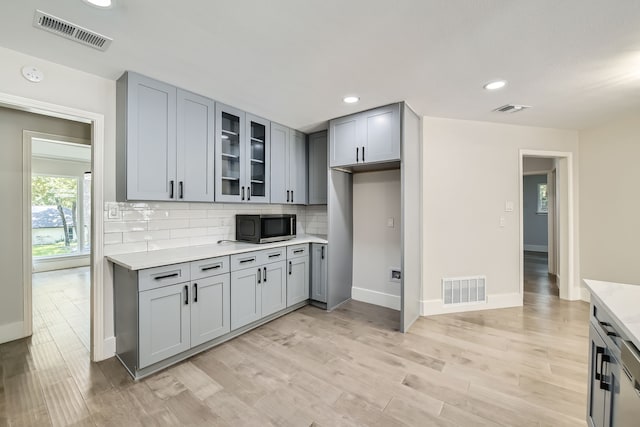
[[139, 263, 190, 292], [191, 256, 230, 280], [231, 251, 261, 271], [258, 247, 286, 265], [287, 244, 309, 259]]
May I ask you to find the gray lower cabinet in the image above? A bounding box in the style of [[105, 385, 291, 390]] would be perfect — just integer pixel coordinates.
[[311, 243, 327, 303], [262, 261, 287, 317], [307, 131, 327, 205], [270, 123, 308, 204], [230, 267, 261, 330], [287, 244, 310, 307], [190, 274, 231, 347], [139, 282, 190, 368]]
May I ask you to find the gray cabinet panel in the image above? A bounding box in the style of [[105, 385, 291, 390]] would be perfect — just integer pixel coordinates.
[[246, 114, 270, 203], [270, 123, 289, 204], [230, 268, 261, 330], [290, 130, 308, 204], [261, 261, 287, 317], [190, 274, 230, 347], [215, 103, 247, 202], [177, 90, 215, 202], [361, 104, 400, 164], [311, 244, 327, 303], [329, 115, 359, 167], [287, 256, 309, 307], [308, 131, 328, 205], [125, 73, 177, 201], [139, 282, 190, 368]]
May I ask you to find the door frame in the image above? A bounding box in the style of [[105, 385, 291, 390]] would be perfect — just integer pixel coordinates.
[[519, 149, 578, 301], [1, 91, 105, 362]]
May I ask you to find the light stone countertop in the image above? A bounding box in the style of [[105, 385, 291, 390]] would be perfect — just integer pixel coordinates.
[[583, 279, 640, 350], [106, 234, 328, 271]]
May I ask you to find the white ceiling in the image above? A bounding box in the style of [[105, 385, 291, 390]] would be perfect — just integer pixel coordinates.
[[1, 0, 640, 132]]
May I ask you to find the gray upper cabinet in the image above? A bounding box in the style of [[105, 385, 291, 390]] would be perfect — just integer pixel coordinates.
[[190, 273, 230, 347], [307, 131, 327, 205], [215, 104, 271, 203], [329, 103, 401, 168], [117, 72, 215, 202], [270, 124, 307, 204]]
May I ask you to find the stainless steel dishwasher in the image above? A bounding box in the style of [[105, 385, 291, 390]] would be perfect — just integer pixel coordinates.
[[618, 341, 640, 426]]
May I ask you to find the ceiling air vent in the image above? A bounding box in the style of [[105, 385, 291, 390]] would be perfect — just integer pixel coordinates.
[[32, 10, 112, 51], [493, 104, 531, 114]]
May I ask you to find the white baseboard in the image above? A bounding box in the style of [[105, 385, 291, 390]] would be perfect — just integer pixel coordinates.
[[352, 287, 400, 311], [580, 287, 591, 303], [524, 244, 548, 253], [100, 336, 116, 361], [420, 292, 522, 316], [0, 321, 25, 344]]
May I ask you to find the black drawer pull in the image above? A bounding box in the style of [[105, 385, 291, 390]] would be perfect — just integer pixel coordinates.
[[184, 285, 189, 305], [293, 249, 304, 254], [599, 321, 619, 337], [201, 264, 222, 271], [240, 258, 256, 264], [153, 272, 179, 280], [321, 246, 325, 259], [268, 253, 281, 258], [194, 283, 198, 303]]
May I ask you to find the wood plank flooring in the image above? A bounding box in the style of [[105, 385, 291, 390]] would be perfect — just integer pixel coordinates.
[[0, 259, 589, 426]]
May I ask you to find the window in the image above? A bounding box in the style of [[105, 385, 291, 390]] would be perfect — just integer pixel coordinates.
[[537, 183, 548, 214]]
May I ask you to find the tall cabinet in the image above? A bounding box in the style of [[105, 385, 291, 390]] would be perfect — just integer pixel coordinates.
[[215, 103, 270, 203], [308, 131, 328, 205], [116, 72, 214, 202], [270, 124, 307, 204]]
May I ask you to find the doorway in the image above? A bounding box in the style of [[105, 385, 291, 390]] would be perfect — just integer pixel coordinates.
[[519, 150, 577, 302]]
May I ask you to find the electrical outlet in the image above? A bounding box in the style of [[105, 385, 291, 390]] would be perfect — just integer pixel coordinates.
[[505, 201, 514, 212], [108, 205, 120, 219], [389, 268, 401, 283]]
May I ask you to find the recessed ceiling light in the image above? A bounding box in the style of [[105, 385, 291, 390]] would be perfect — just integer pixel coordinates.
[[343, 96, 360, 104], [82, 0, 113, 8], [21, 66, 44, 83], [483, 80, 507, 90]]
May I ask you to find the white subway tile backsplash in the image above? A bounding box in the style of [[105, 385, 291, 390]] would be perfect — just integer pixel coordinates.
[[122, 230, 171, 243], [104, 220, 147, 233], [147, 238, 191, 251], [104, 242, 147, 256], [103, 232, 123, 245], [170, 227, 208, 239], [147, 219, 190, 231]]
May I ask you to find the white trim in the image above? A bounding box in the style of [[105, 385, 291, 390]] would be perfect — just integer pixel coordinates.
[[0, 321, 25, 344], [32, 255, 90, 273], [1, 91, 106, 362], [581, 287, 591, 303], [520, 149, 578, 302], [103, 336, 116, 356], [420, 292, 522, 316], [352, 287, 400, 311], [523, 169, 552, 176], [524, 244, 548, 252]]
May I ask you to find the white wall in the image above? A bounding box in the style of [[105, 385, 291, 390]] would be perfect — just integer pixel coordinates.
[[421, 117, 579, 314], [523, 174, 548, 252], [579, 110, 640, 285], [351, 170, 401, 310], [0, 106, 91, 343]]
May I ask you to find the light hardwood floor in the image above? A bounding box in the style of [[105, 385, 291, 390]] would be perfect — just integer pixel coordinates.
[[0, 259, 589, 426]]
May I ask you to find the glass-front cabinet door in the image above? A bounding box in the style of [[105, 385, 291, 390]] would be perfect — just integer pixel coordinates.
[[245, 114, 270, 203], [215, 103, 246, 202]]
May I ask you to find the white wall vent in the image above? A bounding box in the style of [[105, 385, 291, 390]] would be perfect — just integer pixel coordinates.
[[442, 276, 486, 305], [493, 104, 531, 114], [33, 10, 113, 51]]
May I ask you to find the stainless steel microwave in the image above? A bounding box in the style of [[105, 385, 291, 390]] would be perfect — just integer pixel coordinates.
[[235, 214, 296, 243]]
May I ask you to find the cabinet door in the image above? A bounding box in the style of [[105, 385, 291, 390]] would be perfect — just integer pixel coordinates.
[[125, 73, 177, 201], [215, 103, 246, 202], [270, 123, 289, 204], [307, 131, 327, 205], [176, 90, 215, 202], [329, 114, 359, 167], [139, 283, 190, 368], [289, 130, 308, 204], [261, 261, 287, 317], [311, 244, 327, 303], [230, 268, 261, 330], [190, 274, 230, 347], [360, 104, 400, 164], [588, 325, 607, 427], [287, 256, 310, 307], [246, 114, 270, 203]]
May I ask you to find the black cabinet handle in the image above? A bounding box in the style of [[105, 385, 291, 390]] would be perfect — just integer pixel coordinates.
[[194, 283, 198, 303], [356, 147, 359, 162], [257, 268, 261, 284], [239, 257, 256, 264], [287, 190, 290, 203], [595, 346, 605, 381], [321, 246, 325, 259], [600, 353, 611, 391], [201, 264, 221, 271], [362, 146, 365, 162], [247, 186, 251, 201], [291, 190, 294, 203], [184, 285, 189, 305], [241, 186, 245, 201], [293, 249, 304, 254], [289, 261, 292, 275], [179, 181, 184, 199], [263, 267, 267, 282], [169, 180, 174, 199], [599, 321, 619, 337], [153, 272, 179, 280], [268, 253, 281, 259]]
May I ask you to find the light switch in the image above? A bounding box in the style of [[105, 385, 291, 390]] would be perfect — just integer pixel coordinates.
[[505, 201, 514, 212], [108, 205, 120, 219], [387, 217, 395, 228], [499, 216, 506, 227]]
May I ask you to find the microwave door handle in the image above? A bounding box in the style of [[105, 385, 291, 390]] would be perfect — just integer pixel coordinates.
[[290, 217, 294, 235]]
